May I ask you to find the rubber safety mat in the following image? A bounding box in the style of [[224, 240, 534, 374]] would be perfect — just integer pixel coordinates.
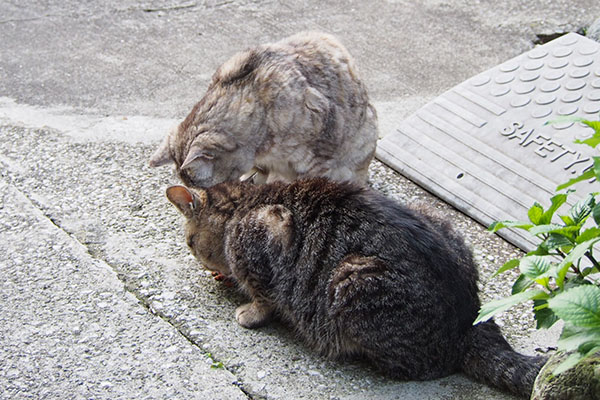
[[376, 33, 600, 251]]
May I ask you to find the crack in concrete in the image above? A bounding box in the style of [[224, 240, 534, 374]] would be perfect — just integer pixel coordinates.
[[533, 28, 586, 44], [78, 234, 254, 399], [0, 0, 239, 25], [0, 13, 68, 25], [142, 2, 198, 13], [2, 175, 253, 399]]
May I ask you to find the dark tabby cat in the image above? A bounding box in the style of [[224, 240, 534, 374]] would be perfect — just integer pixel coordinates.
[[166, 178, 546, 398]]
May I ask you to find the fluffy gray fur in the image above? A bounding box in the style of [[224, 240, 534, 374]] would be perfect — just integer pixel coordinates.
[[149, 31, 378, 187]]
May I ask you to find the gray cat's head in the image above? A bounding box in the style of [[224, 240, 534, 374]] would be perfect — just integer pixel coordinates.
[[149, 124, 254, 188], [166, 185, 232, 277]]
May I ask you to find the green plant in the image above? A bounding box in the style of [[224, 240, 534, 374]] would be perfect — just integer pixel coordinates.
[[475, 116, 600, 374], [206, 352, 225, 369]]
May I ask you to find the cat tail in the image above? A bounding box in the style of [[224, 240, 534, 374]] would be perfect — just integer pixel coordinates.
[[460, 320, 547, 399]]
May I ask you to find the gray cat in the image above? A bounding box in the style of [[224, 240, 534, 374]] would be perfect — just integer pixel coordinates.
[[166, 178, 546, 398], [149, 31, 378, 187]]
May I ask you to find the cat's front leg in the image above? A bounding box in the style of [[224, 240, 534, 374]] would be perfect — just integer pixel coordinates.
[[235, 299, 273, 329], [226, 204, 294, 328]]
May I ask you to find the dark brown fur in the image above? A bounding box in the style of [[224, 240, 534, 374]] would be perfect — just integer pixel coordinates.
[[166, 179, 546, 397]]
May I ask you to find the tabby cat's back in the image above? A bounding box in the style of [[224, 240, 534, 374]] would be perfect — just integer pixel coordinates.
[[166, 179, 546, 398]]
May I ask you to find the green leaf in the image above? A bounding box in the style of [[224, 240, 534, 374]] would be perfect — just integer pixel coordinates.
[[528, 224, 580, 237], [560, 215, 576, 226], [534, 299, 560, 329], [548, 285, 600, 328], [557, 324, 600, 352], [575, 136, 600, 148], [512, 274, 535, 294], [527, 245, 551, 256], [528, 202, 544, 225], [492, 258, 520, 277], [576, 227, 600, 244], [574, 120, 600, 148], [574, 132, 600, 148], [564, 275, 592, 290], [594, 157, 600, 181], [489, 220, 533, 233], [593, 203, 600, 226], [556, 169, 596, 191], [557, 238, 600, 287], [581, 119, 600, 134], [580, 343, 600, 355], [474, 289, 545, 325], [519, 255, 554, 280], [540, 194, 568, 225], [582, 267, 599, 277], [557, 158, 600, 191], [568, 194, 596, 226], [543, 233, 574, 250], [583, 345, 600, 362], [552, 351, 584, 375], [553, 324, 600, 375]]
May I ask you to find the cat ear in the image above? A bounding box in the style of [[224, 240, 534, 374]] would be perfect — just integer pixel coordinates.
[[215, 49, 259, 84], [166, 186, 203, 218], [181, 148, 214, 170], [149, 133, 173, 167], [180, 148, 215, 182], [304, 87, 329, 112]]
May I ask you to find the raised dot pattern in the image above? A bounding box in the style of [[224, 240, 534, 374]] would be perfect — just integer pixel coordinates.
[[468, 33, 600, 121]]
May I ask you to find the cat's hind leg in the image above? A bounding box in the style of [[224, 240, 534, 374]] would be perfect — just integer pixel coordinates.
[[327, 254, 457, 380], [327, 254, 389, 317]]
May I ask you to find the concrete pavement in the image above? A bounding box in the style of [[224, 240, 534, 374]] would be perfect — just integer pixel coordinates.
[[1, 1, 599, 399], [0, 172, 247, 399]]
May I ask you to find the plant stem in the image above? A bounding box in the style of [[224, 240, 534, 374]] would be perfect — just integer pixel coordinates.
[[585, 251, 600, 272]]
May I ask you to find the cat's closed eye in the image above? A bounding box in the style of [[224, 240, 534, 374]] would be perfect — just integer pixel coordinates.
[[186, 233, 196, 248]]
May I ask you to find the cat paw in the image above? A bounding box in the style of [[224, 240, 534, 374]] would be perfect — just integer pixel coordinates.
[[235, 302, 272, 329]]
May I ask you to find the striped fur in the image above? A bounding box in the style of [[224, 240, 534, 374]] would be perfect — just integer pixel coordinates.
[[167, 179, 546, 398]]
